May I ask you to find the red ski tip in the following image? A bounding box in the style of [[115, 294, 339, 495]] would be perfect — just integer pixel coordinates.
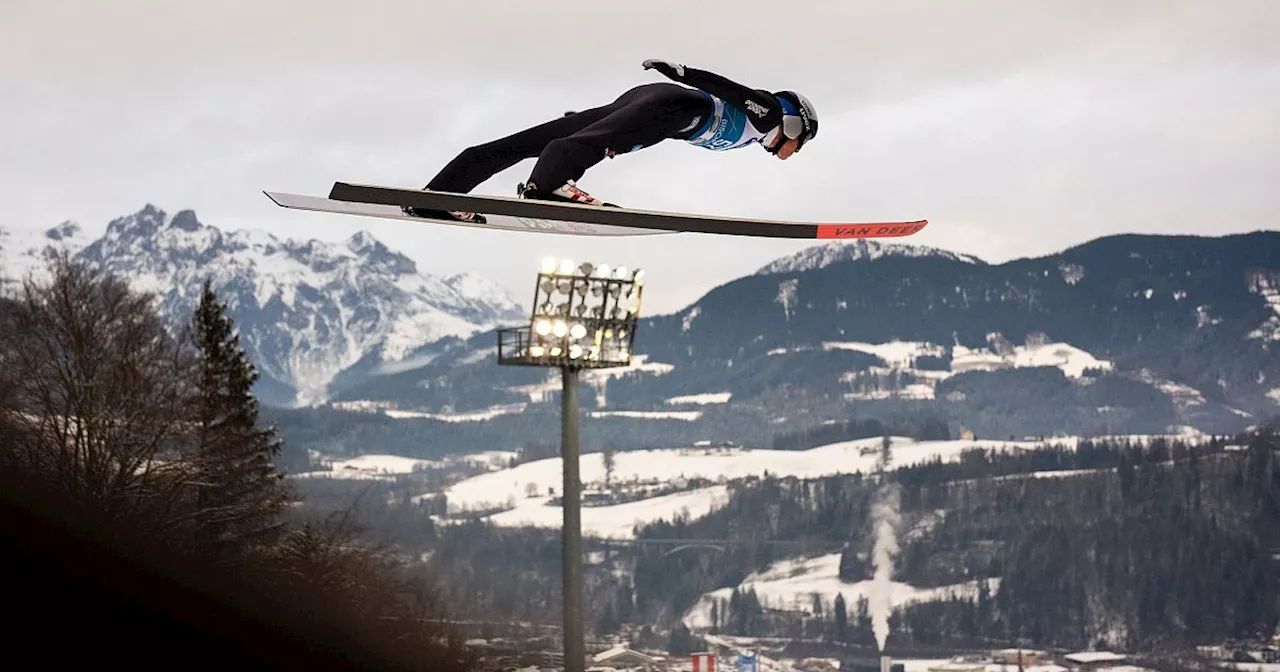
[[816, 221, 928, 239]]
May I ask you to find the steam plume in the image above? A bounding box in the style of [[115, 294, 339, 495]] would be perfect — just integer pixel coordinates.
[[869, 437, 900, 651]]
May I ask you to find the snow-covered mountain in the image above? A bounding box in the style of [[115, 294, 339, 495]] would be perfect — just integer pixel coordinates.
[[0, 220, 95, 288], [316, 231, 1280, 449], [1, 205, 525, 407], [756, 239, 984, 275]]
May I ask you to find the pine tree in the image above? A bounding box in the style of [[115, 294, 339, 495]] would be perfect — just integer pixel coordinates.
[[189, 278, 292, 561], [834, 592, 848, 641], [729, 588, 742, 633], [596, 601, 620, 636], [856, 595, 872, 634], [742, 587, 763, 636], [666, 623, 696, 656]]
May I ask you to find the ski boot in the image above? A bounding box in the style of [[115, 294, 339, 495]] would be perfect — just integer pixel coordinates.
[[517, 180, 620, 208], [400, 188, 487, 223]]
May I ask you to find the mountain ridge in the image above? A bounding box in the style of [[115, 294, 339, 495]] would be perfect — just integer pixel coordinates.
[[0, 204, 526, 407], [756, 239, 986, 275], [7, 206, 1278, 442], [310, 229, 1280, 451]]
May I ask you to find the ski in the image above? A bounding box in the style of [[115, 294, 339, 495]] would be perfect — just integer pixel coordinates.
[[262, 191, 665, 237], [264, 181, 929, 240]]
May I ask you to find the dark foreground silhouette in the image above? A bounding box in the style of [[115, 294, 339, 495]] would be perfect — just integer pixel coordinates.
[[0, 471, 453, 672]]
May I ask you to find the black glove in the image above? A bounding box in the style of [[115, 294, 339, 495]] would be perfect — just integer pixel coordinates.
[[642, 59, 685, 79]]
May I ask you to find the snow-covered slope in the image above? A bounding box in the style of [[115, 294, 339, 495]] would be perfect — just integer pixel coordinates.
[[792, 334, 1115, 401], [411, 432, 1208, 538], [682, 552, 999, 630], [757, 240, 984, 275], [3, 205, 525, 406], [1246, 270, 1280, 341], [431, 436, 1045, 536], [0, 221, 94, 289], [322, 232, 1279, 442]]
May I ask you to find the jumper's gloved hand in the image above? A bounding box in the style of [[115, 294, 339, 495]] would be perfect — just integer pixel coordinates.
[[642, 59, 685, 79]]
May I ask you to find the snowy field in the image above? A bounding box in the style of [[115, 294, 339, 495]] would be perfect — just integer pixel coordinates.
[[666, 392, 733, 405], [384, 403, 528, 422], [291, 453, 442, 480], [485, 485, 732, 538], [291, 450, 516, 480], [423, 429, 1218, 537], [778, 336, 1116, 381], [330, 399, 530, 423], [330, 331, 1240, 420], [682, 552, 1000, 630], [904, 663, 1071, 672], [763, 336, 1121, 402], [432, 436, 1056, 535], [668, 651, 1115, 672]]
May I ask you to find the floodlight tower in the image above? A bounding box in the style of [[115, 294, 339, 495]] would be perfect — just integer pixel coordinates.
[[496, 257, 645, 672]]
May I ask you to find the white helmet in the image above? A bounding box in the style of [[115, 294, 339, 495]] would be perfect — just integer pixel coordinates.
[[774, 90, 818, 150]]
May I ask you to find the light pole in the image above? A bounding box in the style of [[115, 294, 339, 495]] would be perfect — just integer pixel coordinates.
[[497, 257, 645, 672]]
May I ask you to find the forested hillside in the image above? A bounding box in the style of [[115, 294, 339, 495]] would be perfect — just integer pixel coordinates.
[[311, 232, 1280, 455], [346, 428, 1279, 653]]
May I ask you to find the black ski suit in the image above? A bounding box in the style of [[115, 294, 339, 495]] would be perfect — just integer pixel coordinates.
[[422, 64, 789, 196]]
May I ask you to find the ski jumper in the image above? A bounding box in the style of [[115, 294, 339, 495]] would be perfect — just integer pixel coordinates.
[[422, 66, 789, 196]]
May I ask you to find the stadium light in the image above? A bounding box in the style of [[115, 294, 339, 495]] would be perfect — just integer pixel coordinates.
[[502, 257, 643, 370], [496, 257, 646, 672]]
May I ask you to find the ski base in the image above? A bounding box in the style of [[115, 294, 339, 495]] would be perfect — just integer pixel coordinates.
[[263, 181, 928, 239], [263, 191, 664, 237]]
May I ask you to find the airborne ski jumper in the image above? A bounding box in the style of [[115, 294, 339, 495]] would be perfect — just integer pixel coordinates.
[[265, 62, 925, 238], [405, 59, 819, 223]]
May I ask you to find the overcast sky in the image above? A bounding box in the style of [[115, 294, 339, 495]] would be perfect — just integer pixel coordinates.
[[2, 0, 1277, 314]]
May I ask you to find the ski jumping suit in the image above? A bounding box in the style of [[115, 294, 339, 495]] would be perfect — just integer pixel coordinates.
[[423, 65, 792, 196]]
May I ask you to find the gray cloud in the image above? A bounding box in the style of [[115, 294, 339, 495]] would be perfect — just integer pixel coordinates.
[[3, 0, 1278, 314]]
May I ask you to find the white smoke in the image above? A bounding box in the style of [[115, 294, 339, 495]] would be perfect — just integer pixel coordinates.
[[869, 438, 901, 651]]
